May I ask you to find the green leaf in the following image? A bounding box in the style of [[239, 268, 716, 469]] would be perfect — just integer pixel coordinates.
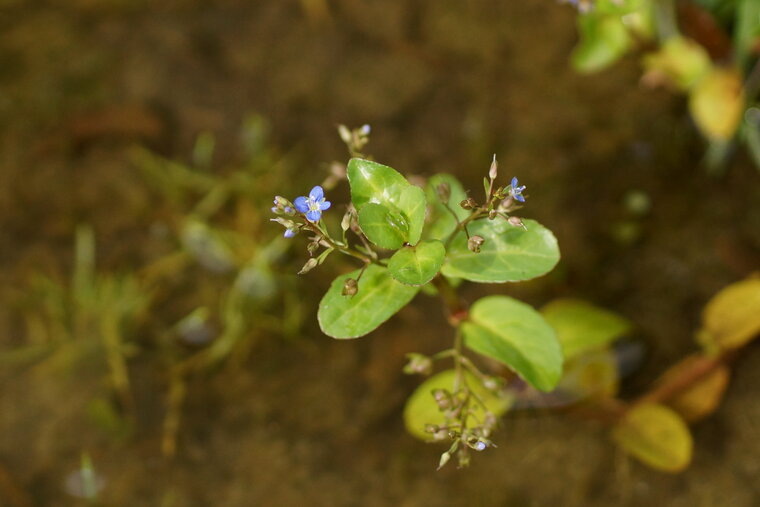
[[735, 0, 760, 69], [461, 296, 563, 392], [318, 264, 419, 339], [347, 158, 410, 210], [424, 174, 468, 241], [541, 298, 631, 361], [358, 203, 408, 250], [403, 369, 512, 441], [612, 403, 693, 473], [572, 13, 632, 74], [700, 275, 760, 350], [397, 185, 426, 245], [441, 218, 560, 283], [388, 240, 446, 286]]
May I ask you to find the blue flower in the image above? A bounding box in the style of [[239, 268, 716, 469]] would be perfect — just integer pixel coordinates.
[[283, 228, 296, 238], [294, 185, 331, 223], [509, 177, 526, 203]]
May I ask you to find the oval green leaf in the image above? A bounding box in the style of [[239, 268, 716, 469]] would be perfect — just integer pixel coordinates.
[[388, 240, 446, 286], [347, 158, 410, 210], [318, 264, 419, 339], [358, 203, 408, 250], [461, 296, 563, 392], [403, 369, 512, 441], [425, 174, 468, 241], [612, 403, 693, 473], [700, 276, 760, 351], [541, 298, 631, 361], [441, 218, 560, 283]]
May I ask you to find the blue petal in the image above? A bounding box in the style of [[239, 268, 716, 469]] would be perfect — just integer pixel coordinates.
[[271, 206, 277, 213], [511, 177, 518, 188], [320, 200, 331, 211], [309, 186, 324, 201], [306, 210, 321, 222], [515, 194, 525, 203], [294, 196, 309, 213], [283, 229, 296, 238]]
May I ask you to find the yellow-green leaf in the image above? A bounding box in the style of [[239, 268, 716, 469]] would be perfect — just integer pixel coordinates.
[[612, 403, 693, 473], [701, 275, 760, 350], [689, 68, 745, 141]]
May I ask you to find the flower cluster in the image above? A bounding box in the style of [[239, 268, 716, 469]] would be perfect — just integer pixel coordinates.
[[270, 186, 332, 238]]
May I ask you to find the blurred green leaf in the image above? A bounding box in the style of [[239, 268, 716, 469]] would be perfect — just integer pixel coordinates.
[[441, 219, 560, 283], [541, 298, 631, 361], [612, 403, 693, 473], [735, 0, 760, 69], [557, 348, 619, 400], [388, 240, 445, 286], [572, 13, 632, 73], [461, 296, 563, 392], [318, 264, 419, 339], [658, 355, 730, 422], [642, 37, 712, 90], [424, 174, 469, 241], [403, 369, 512, 441]]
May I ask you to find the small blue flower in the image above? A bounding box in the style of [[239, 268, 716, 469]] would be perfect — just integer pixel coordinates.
[[294, 185, 331, 223], [509, 177, 526, 203], [283, 228, 296, 238]]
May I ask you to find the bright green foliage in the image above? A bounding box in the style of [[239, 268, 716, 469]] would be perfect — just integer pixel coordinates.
[[612, 403, 693, 473], [541, 298, 631, 361], [441, 219, 560, 283], [572, 13, 632, 73], [348, 158, 426, 247], [388, 240, 446, 286], [461, 296, 563, 392], [358, 203, 408, 250], [425, 174, 468, 241], [318, 264, 419, 339], [403, 369, 512, 441], [347, 158, 410, 209]]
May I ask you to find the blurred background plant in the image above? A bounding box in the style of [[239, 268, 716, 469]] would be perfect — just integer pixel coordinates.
[[565, 0, 760, 172]]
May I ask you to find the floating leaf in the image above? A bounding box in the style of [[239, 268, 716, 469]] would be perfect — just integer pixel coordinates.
[[689, 67, 745, 141], [441, 218, 560, 283], [541, 298, 631, 361], [701, 275, 760, 350], [657, 355, 730, 422], [612, 403, 693, 473], [461, 296, 563, 392], [318, 264, 419, 339], [403, 369, 512, 441], [347, 158, 410, 210], [388, 240, 446, 286], [425, 174, 469, 241], [358, 203, 408, 250]]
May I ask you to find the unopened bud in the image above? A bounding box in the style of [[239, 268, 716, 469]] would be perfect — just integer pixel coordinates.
[[468, 235, 485, 253], [403, 353, 433, 375], [359, 124, 371, 136], [488, 154, 498, 180], [508, 216, 526, 229], [488, 209, 498, 220], [337, 124, 352, 144], [342, 278, 358, 296], [298, 258, 319, 274], [436, 182, 451, 203], [341, 210, 352, 232], [432, 389, 451, 409], [438, 451, 451, 470], [460, 197, 477, 210]]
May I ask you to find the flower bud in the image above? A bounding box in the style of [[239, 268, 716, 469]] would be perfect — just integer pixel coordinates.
[[342, 277, 358, 296], [298, 258, 319, 274], [438, 451, 452, 470], [436, 182, 451, 203], [508, 216, 526, 230], [341, 210, 352, 232], [488, 209, 498, 220], [403, 353, 433, 375], [488, 154, 498, 180], [432, 389, 451, 409], [337, 124, 352, 144], [460, 197, 477, 210], [468, 235, 485, 253]]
